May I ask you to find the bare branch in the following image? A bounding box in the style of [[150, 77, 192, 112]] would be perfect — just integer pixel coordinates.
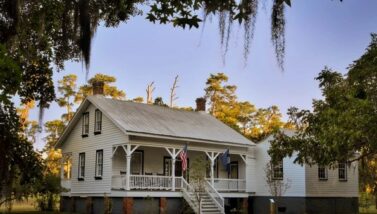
[[169, 75, 179, 107]]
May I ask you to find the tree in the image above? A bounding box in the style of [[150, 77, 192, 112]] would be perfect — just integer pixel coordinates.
[[237, 101, 257, 135], [204, 73, 240, 129], [75, 73, 125, 103], [264, 162, 291, 197], [0, 103, 43, 208], [268, 34, 377, 203], [146, 82, 156, 104], [153, 97, 168, 107], [248, 106, 285, 141], [204, 73, 286, 137], [57, 74, 78, 122], [43, 120, 65, 175], [170, 75, 179, 107], [132, 96, 144, 103], [269, 34, 377, 166]]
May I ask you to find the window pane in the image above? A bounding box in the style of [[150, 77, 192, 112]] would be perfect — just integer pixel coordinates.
[[95, 110, 102, 132], [96, 150, 103, 177], [131, 152, 143, 175], [79, 153, 85, 178], [272, 161, 283, 180]]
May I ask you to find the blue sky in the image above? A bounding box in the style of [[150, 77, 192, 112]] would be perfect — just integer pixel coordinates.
[[31, 0, 377, 149]]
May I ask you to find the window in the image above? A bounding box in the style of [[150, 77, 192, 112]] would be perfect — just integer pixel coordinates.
[[63, 154, 72, 180], [95, 150, 103, 179], [94, 109, 102, 134], [82, 112, 89, 137], [338, 162, 347, 181], [318, 166, 328, 180], [229, 161, 239, 179], [78, 153, 85, 180], [272, 161, 284, 180], [164, 156, 189, 178], [131, 151, 144, 175]]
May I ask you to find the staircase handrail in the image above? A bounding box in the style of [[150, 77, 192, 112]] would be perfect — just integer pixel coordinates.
[[205, 180, 224, 212], [181, 177, 200, 213]]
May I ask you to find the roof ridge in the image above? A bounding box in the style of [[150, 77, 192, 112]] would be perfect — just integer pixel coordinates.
[[90, 95, 201, 114]]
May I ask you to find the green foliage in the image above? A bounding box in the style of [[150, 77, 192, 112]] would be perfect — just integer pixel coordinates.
[[57, 74, 78, 122], [35, 174, 62, 211], [204, 73, 286, 141], [268, 34, 377, 167], [0, 44, 21, 104], [0, 103, 43, 207], [359, 192, 374, 212], [132, 96, 144, 103], [75, 73, 126, 103], [189, 155, 209, 192], [153, 97, 168, 107]]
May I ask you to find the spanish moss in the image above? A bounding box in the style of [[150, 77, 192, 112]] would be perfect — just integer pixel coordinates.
[[271, 0, 286, 71]]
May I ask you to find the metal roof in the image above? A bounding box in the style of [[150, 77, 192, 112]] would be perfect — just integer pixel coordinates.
[[57, 95, 255, 147]]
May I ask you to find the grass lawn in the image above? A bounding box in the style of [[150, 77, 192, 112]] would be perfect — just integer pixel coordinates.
[[0, 200, 71, 214], [360, 205, 377, 214]]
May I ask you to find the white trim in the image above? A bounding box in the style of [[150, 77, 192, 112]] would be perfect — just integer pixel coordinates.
[[239, 155, 247, 165], [132, 140, 250, 156], [128, 131, 255, 148], [110, 190, 182, 198]]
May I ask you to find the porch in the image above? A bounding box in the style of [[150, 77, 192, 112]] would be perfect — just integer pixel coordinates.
[[111, 143, 248, 193]]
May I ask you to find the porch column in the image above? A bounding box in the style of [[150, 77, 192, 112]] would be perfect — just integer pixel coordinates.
[[126, 154, 131, 190], [172, 157, 176, 191], [165, 148, 182, 191], [122, 144, 139, 191], [205, 151, 220, 186]]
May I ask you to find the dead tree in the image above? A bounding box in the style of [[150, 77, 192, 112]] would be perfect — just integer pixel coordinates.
[[169, 75, 179, 107], [146, 82, 155, 104]]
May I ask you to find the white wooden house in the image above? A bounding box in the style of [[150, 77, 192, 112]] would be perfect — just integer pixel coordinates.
[[253, 131, 359, 214], [57, 85, 358, 214]]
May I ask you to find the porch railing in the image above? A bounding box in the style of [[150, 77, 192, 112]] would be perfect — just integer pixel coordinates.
[[61, 179, 71, 190], [112, 175, 182, 190], [207, 178, 246, 192]]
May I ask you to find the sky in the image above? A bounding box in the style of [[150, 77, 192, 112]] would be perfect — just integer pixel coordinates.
[[30, 0, 377, 149]]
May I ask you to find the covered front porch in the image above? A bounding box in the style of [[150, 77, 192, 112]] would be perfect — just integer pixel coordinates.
[[110, 141, 249, 193]]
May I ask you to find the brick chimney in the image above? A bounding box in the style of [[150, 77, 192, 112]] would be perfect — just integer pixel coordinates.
[[195, 97, 206, 112], [92, 81, 104, 95]]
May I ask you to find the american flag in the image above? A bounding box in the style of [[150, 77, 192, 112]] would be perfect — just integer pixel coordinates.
[[179, 144, 188, 171]]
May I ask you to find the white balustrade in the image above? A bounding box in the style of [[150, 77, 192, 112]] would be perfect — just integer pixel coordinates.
[[112, 175, 182, 190], [207, 178, 246, 192], [61, 179, 71, 190]]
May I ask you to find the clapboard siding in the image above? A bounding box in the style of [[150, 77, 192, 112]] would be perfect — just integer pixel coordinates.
[[245, 146, 257, 193], [61, 104, 128, 194], [305, 162, 358, 197], [255, 135, 306, 197]]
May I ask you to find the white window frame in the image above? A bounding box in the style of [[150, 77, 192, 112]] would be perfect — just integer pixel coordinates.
[[318, 165, 328, 180], [95, 150, 103, 178], [272, 160, 284, 180], [94, 109, 102, 133], [82, 112, 89, 136], [78, 153, 85, 180], [338, 162, 347, 181]]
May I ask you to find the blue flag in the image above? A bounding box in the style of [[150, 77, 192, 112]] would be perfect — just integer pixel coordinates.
[[221, 149, 230, 174]]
